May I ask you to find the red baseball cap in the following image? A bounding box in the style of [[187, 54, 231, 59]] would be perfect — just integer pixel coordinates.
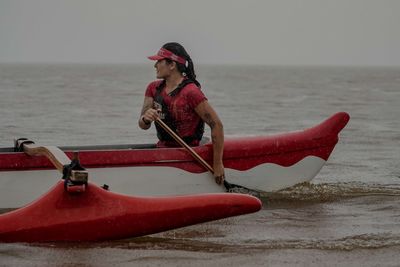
[[148, 48, 187, 65]]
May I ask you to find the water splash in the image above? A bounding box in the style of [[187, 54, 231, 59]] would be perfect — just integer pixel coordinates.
[[262, 182, 400, 203]]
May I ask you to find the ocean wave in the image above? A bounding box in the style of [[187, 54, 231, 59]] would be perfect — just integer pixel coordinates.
[[17, 232, 400, 253], [240, 233, 400, 251]]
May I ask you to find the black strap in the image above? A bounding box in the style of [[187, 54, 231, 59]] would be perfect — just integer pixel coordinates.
[[62, 157, 87, 189], [14, 138, 35, 152], [154, 79, 204, 144]]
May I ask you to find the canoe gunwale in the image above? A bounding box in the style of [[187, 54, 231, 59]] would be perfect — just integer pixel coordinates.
[[0, 112, 349, 172]]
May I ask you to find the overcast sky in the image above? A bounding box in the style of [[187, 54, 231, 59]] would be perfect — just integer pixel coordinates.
[[1, 0, 399, 65]]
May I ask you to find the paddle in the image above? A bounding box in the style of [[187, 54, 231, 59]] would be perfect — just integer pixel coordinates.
[[154, 118, 256, 193], [14, 138, 88, 190]]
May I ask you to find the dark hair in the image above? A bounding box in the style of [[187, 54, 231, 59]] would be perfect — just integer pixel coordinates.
[[163, 42, 201, 88]]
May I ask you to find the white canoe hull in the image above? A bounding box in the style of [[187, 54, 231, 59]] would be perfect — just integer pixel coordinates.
[[0, 156, 325, 208]]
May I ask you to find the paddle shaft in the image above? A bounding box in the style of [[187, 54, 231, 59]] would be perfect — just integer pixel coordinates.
[[155, 119, 258, 193], [155, 118, 215, 174]]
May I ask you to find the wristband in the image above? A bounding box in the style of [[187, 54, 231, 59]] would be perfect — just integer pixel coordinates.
[[142, 116, 151, 125]]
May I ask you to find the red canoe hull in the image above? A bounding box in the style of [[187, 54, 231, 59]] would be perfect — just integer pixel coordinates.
[[0, 112, 350, 172], [0, 112, 350, 208]]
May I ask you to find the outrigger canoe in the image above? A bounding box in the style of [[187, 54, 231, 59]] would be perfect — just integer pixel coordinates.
[[0, 112, 350, 209]]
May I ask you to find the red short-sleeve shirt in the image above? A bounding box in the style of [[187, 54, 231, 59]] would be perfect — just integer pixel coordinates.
[[145, 80, 207, 145]]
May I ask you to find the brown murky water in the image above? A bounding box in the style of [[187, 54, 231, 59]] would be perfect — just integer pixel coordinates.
[[1, 64, 400, 266]]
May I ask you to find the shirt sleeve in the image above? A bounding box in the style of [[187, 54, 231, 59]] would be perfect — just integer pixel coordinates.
[[145, 81, 160, 98], [185, 85, 208, 109]]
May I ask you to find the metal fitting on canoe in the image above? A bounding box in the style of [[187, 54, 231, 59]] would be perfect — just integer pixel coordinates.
[[63, 151, 88, 193]]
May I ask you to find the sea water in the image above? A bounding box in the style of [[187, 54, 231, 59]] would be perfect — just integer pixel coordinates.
[[0, 64, 399, 266]]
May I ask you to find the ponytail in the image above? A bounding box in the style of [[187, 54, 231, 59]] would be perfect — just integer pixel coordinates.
[[185, 57, 201, 88]]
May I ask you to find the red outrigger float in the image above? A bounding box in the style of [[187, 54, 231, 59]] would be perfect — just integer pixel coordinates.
[[0, 181, 261, 242]]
